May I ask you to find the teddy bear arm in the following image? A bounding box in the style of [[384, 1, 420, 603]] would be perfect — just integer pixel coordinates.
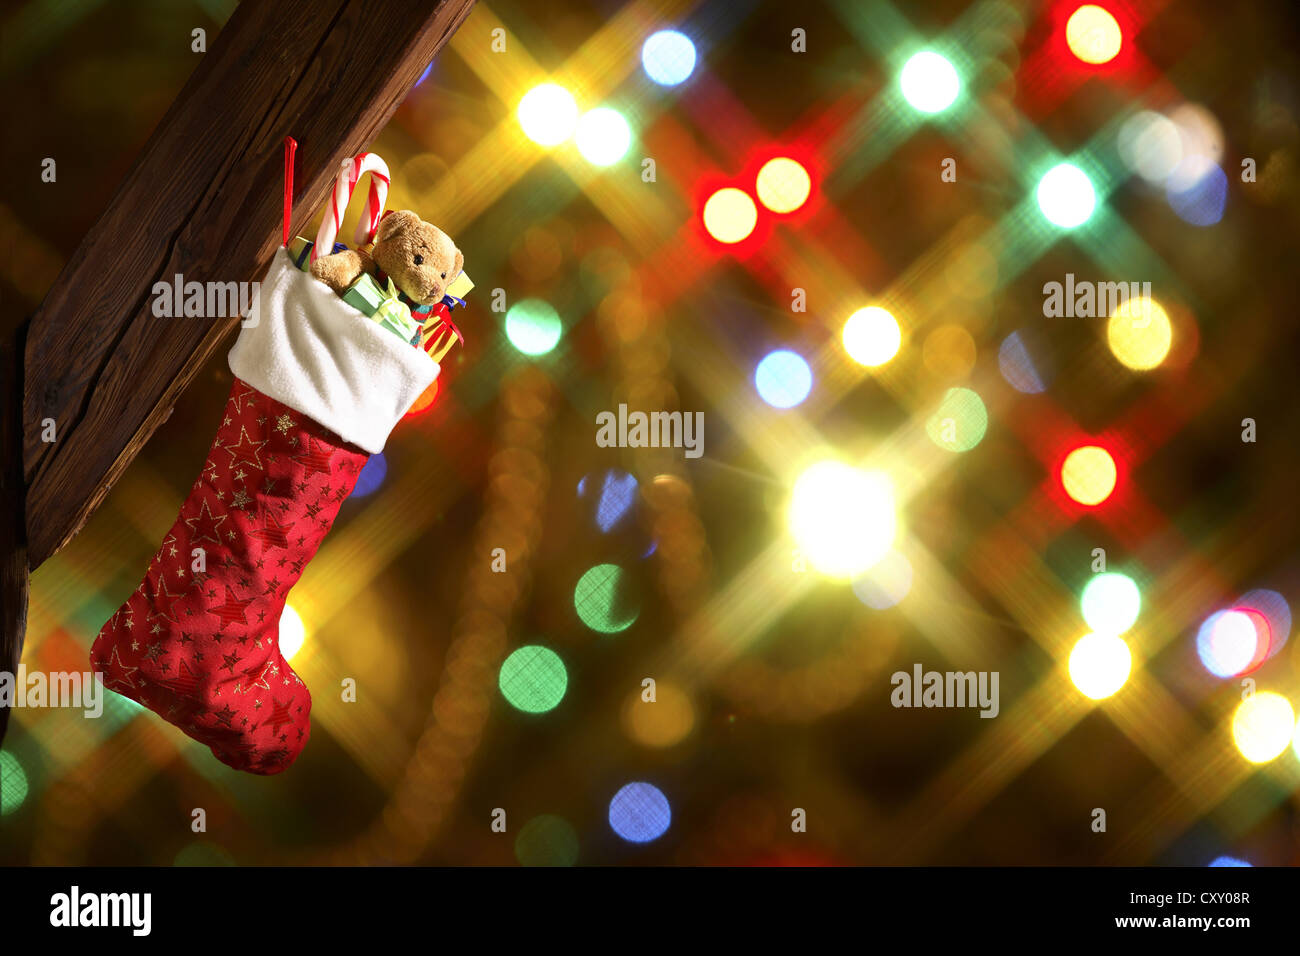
[[308, 248, 374, 294]]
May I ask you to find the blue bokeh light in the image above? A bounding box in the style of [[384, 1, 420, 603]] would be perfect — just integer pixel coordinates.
[[608, 782, 672, 843], [641, 30, 697, 86], [755, 349, 812, 409], [350, 453, 388, 498]]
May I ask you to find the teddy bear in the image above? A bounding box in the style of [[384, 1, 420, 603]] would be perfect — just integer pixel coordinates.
[[309, 209, 465, 360]]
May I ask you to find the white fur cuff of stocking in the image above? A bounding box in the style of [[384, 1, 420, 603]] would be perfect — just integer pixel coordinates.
[[229, 247, 438, 454]]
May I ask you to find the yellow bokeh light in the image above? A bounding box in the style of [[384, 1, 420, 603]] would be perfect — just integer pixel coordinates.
[[842, 306, 901, 367], [702, 187, 758, 243], [922, 324, 976, 379], [1232, 691, 1295, 764], [517, 83, 579, 146], [755, 157, 811, 213], [1061, 445, 1117, 506], [1066, 5, 1122, 65], [1068, 632, 1131, 699], [1108, 297, 1173, 370], [279, 604, 306, 661], [789, 461, 896, 578], [622, 682, 696, 748]]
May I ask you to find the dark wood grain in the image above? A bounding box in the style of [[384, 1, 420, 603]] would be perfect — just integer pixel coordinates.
[[2, 332, 29, 748], [21, 0, 477, 568]]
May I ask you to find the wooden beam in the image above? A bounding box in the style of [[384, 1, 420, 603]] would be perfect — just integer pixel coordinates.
[[21, 0, 476, 569], [2, 332, 29, 747]]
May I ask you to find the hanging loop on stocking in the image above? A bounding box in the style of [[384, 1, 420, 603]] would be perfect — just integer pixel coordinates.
[[282, 136, 298, 247], [309, 151, 391, 262]]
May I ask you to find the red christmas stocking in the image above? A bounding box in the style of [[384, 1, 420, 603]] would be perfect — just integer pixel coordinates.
[[91, 247, 439, 774]]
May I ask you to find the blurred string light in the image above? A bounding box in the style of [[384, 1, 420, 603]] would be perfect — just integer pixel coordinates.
[[622, 681, 696, 747], [517, 83, 579, 146], [851, 549, 913, 609], [1061, 445, 1117, 506], [0, 751, 28, 814], [515, 814, 579, 866], [842, 306, 901, 367], [506, 299, 563, 355], [1209, 856, 1252, 867], [350, 453, 387, 498], [1237, 588, 1291, 659], [579, 468, 638, 532], [899, 51, 960, 113], [1036, 162, 1097, 228], [702, 187, 758, 243], [641, 29, 696, 86], [1066, 5, 1123, 64], [789, 461, 896, 578], [279, 604, 306, 661], [1068, 632, 1132, 699], [1167, 164, 1227, 226], [925, 387, 988, 452], [1081, 572, 1141, 634], [1107, 297, 1173, 370], [1231, 692, 1295, 763], [574, 563, 640, 633], [608, 782, 672, 843], [405, 379, 439, 417], [498, 645, 568, 713], [575, 107, 632, 166], [998, 330, 1050, 393], [754, 349, 812, 408], [1196, 610, 1263, 678], [755, 157, 811, 213]]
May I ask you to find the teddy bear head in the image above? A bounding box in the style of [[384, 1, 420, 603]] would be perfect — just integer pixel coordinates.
[[370, 210, 463, 306]]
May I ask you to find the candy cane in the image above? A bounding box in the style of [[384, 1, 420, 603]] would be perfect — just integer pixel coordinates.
[[310, 152, 391, 262]]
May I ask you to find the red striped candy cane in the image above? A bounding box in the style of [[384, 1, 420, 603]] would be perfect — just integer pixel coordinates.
[[310, 152, 391, 262]]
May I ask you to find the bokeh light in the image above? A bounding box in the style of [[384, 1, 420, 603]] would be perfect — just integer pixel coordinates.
[[575, 107, 632, 166], [1118, 111, 1183, 184], [1196, 610, 1263, 678], [851, 550, 913, 609], [622, 682, 696, 748], [1231, 691, 1295, 763], [754, 349, 812, 408], [405, 378, 439, 416], [1061, 445, 1117, 506], [789, 462, 896, 578], [1209, 856, 1252, 867], [922, 324, 976, 380], [899, 51, 960, 113], [702, 187, 758, 243], [574, 563, 640, 633], [842, 306, 901, 367], [1236, 588, 1291, 660], [1081, 572, 1141, 635], [1068, 632, 1132, 699], [1036, 162, 1097, 228], [517, 83, 579, 146], [925, 387, 988, 452], [1108, 297, 1173, 370], [515, 814, 579, 866], [641, 29, 696, 86], [608, 781, 672, 843], [506, 298, 563, 355], [1166, 163, 1228, 226], [579, 468, 638, 532], [755, 157, 811, 213], [350, 453, 387, 498], [998, 329, 1051, 394], [0, 751, 28, 815], [499, 645, 568, 713], [278, 604, 306, 661], [1066, 5, 1122, 64]]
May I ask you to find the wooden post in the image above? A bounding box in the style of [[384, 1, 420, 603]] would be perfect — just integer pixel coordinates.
[[3, 0, 476, 747]]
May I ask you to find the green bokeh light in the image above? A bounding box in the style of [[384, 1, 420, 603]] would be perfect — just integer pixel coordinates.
[[505, 299, 563, 356], [0, 751, 29, 815], [925, 387, 988, 452], [174, 842, 236, 866], [574, 563, 640, 634], [499, 645, 568, 713], [515, 814, 579, 866]]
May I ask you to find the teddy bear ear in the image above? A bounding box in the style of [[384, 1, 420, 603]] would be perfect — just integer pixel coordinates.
[[452, 248, 464, 278], [377, 209, 418, 241]]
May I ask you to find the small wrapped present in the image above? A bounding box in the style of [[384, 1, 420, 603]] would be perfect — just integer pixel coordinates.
[[342, 273, 421, 343]]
